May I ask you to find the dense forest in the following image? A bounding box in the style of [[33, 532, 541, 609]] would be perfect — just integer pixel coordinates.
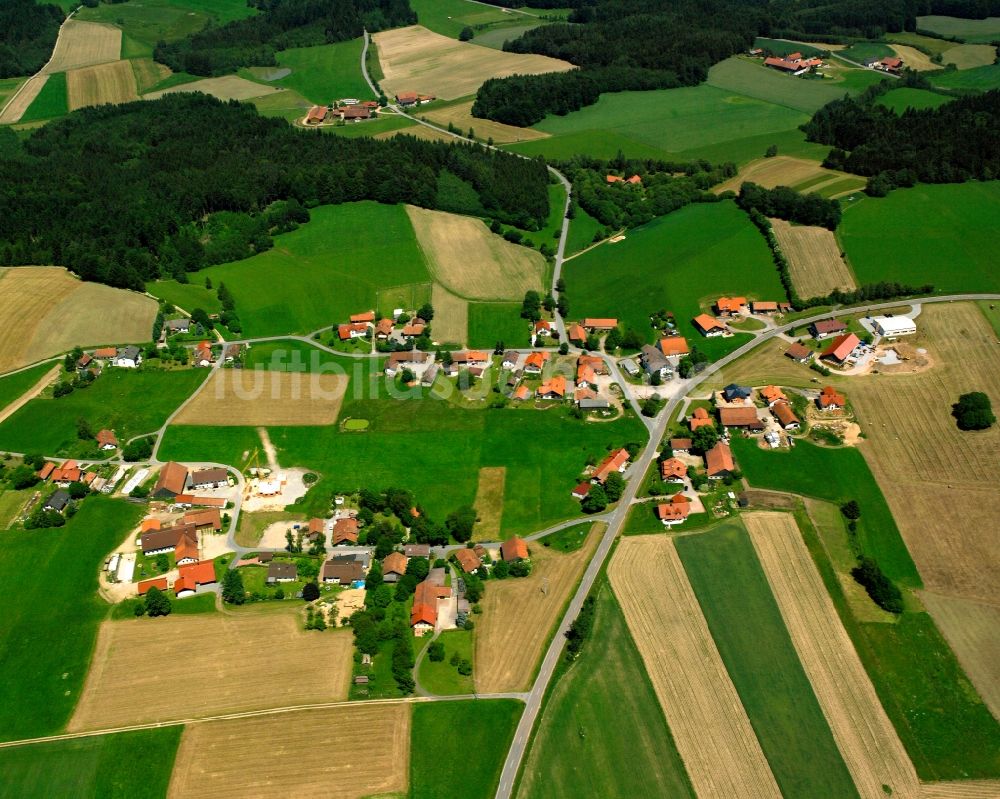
[[0, 0, 63, 78], [155, 0, 415, 76], [559, 154, 736, 230], [804, 89, 1000, 194], [0, 95, 550, 289]]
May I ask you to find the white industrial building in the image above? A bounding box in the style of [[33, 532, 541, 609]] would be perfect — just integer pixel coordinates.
[[872, 315, 916, 337]]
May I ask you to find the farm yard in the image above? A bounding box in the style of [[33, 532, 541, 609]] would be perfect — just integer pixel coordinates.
[[67, 60, 138, 111], [609, 535, 782, 798], [173, 369, 347, 426], [517, 582, 694, 799], [475, 529, 599, 693], [744, 512, 920, 798], [151, 203, 432, 337], [373, 25, 573, 101], [69, 613, 353, 731], [0, 368, 207, 458], [0, 267, 157, 374], [839, 182, 1000, 293], [564, 201, 781, 356], [167, 704, 409, 799], [0, 499, 144, 742], [770, 218, 857, 298]]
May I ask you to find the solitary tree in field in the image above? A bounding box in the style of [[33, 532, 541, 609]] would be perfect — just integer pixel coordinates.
[[302, 581, 320, 602], [953, 392, 995, 430], [841, 500, 861, 520], [459, 26, 474, 41]]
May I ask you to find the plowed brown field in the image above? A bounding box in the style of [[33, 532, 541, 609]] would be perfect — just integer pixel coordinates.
[[167, 704, 409, 799], [476, 529, 599, 693], [69, 613, 352, 730], [771, 218, 857, 299], [745, 512, 920, 799], [609, 536, 782, 798]]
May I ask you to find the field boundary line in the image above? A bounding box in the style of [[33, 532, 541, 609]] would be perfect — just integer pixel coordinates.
[[0, 365, 60, 426]]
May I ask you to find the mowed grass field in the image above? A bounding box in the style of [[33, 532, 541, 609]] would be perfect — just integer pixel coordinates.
[[374, 25, 572, 101], [564, 201, 782, 357], [468, 302, 532, 348], [932, 62, 1000, 90], [714, 155, 865, 197], [150, 203, 432, 336], [0, 497, 143, 741], [19, 72, 68, 123], [676, 523, 858, 799], [410, 700, 522, 799], [160, 399, 646, 533], [840, 182, 1000, 293], [918, 14, 1000, 41], [770, 218, 857, 298], [0, 727, 182, 799], [167, 705, 408, 799], [736, 437, 1000, 779], [609, 536, 782, 797], [67, 60, 139, 111], [875, 87, 951, 113], [70, 613, 353, 731], [475, 530, 598, 693], [174, 369, 347, 426], [0, 266, 157, 374], [517, 582, 694, 799], [0, 368, 207, 458], [144, 74, 283, 102], [0, 362, 58, 413], [266, 40, 372, 104]]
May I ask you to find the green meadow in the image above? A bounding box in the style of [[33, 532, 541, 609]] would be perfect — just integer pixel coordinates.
[[563, 201, 780, 357], [565, 206, 604, 254], [410, 700, 522, 799], [410, 0, 540, 40], [838, 41, 894, 63], [0, 497, 143, 741], [0, 368, 207, 458], [839, 182, 1000, 294], [21, 72, 67, 124], [0, 362, 55, 410], [931, 62, 1000, 90], [519, 583, 694, 799], [796, 511, 1000, 779], [731, 437, 920, 586], [266, 40, 372, 104], [676, 523, 858, 799], [160, 399, 646, 532], [417, 628, 475, 695], [0, 727, 182, 798], [148, 279, 222, 315], [876, 87, 952, 113], [151, 203, 432, 337], [468, 302, 532, 348], [918, 14, 1000, 42]]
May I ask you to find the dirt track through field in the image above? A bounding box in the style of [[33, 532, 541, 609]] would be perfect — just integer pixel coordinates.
[[144, 75, 283, 102], [374, 25, 572, 101], [609, 537, 782, 798], [472, 466, 505, 540], [0, 365, 59, 426], [919, 592, 1000, 720], [43, 21, 121, 74], [167, 704, 409, 799], [174, 369, 347, 426], [0, 75, 48, 124], [430, 283, 468, 345], [407, 206, 545, 301], [476, 531, 599, 694], [745, 512, 920, 798], [67, 60, 138, 110], [771, 218, 856, 299], [69, 613, 353, 731], [0, 267, 156, 374]]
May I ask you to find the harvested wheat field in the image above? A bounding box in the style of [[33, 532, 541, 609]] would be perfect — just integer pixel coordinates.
[[920, 780, 1000, 798], [374, 25, 572, 101], [849, 303, 1000, 607], [476, 529, 599, 693], [67, 60, 138, 111], [703, 338, 819, 392], [919, 592, 1000, 720], [608, 536, 782, 798], [889, 45, 937, 71], [0, 267, 156, 374], [472, 467, 506, 541], [168, 704, 409, 799], [70, 613, 353, 731], [375, 122, 452, 142], [745, 512, 920, 799], [144, 75, 283, 102], [44, 21, 121, 74], [423, 100, 550, 144], [430, 283, 468, 344], [0, 75, 48, 124], [407, 206, 545, 301], [771, 218, 856, 299], [174, 369, 347, 426], [715, 156, 848, 194]]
